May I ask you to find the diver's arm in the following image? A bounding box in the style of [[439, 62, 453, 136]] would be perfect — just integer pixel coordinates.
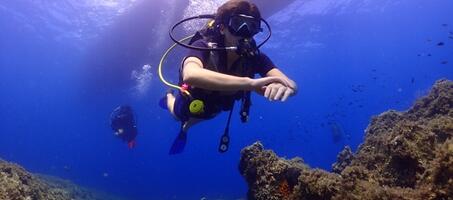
[[183, 57, 289, 91]]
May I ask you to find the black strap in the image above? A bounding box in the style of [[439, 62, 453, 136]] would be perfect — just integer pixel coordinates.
[[240, 91, 251, 123], [218, 103, 234, 153]]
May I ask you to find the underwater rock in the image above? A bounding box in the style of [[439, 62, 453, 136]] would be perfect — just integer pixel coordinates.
[[331, 146, 354, 174], [0, 159, 125, 200], [239, 79, 453, 200]]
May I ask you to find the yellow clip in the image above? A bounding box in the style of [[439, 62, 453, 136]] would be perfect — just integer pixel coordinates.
[[207, 20, 215, 28]]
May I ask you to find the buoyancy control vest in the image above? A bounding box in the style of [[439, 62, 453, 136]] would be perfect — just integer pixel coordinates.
[[179, 25, 254, 123]]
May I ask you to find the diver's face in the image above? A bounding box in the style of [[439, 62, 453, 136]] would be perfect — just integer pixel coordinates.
[[220, 24, 247, 46]]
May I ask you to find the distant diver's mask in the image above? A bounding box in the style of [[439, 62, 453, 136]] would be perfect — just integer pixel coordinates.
[[227, 14, 263, 38]]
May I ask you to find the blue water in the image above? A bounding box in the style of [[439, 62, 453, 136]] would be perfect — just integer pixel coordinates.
[[1, 0, 452, 199]]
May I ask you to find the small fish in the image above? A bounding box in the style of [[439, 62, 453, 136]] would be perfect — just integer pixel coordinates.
[[411, 78, 415, 83], [437, 42, 445, 46], [426, 39, 432, 42], [449, 36, 453, 40], [345, 134, 351, 140], [441, 61, 448, 64], [418, 53, 432, 57], [442, 23, 448, 27]]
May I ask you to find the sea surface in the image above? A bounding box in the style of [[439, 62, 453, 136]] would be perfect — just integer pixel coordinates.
[[0, 0, 452, 199]]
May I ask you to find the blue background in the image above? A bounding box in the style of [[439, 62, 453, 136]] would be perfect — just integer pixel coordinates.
[[0, 0, 452, 199]]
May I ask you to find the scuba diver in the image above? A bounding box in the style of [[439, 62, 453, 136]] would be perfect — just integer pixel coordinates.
[[110, 105, 138, 149], [159, 0, 298, 154]]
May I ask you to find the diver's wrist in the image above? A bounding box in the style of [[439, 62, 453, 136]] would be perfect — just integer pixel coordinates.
[[243, 77, 254, 91]]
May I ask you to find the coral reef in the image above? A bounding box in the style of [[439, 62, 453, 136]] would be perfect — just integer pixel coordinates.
[[239, 79, 453, 200], [0, 159, 124, 200]]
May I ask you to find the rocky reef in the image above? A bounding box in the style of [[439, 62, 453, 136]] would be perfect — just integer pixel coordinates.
[[0, 159, 124, 200], [239, 79, 452, 200]]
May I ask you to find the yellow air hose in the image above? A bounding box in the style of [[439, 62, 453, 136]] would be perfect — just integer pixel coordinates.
[[158, 34, 195, 97]]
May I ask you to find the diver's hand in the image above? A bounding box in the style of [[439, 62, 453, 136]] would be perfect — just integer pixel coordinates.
[[263, 83, 295, 102], [287, 79, 298, 95], [250, 77, 290, 92]]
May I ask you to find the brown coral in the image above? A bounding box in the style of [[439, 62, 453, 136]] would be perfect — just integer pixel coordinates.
[[278, 179, 291, 199], [0, 159, 126, 200]]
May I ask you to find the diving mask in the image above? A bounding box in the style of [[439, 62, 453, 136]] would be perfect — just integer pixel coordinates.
[[228, 14, 263, 38]]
